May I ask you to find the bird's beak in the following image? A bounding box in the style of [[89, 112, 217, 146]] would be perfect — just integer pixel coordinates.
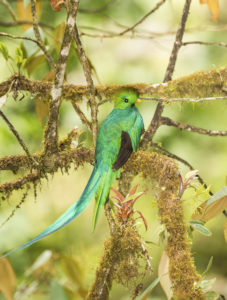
[[136, 98, 142, 103]]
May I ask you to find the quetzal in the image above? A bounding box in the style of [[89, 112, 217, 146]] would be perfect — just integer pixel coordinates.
[[2, 88, 144, 257]]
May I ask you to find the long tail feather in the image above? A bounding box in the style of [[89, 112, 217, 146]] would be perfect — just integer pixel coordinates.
[[92, 168, 114, 231], [1, 165, 103, 257]]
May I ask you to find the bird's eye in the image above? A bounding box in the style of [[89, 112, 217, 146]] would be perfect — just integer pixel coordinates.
[[124, 98, 128, 103]]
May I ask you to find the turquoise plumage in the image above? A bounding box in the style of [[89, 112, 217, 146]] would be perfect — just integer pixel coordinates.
[[2, 88, 144, 257]]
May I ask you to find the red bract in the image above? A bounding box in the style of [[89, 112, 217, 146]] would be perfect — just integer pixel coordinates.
[[111, 185, 148, 230]]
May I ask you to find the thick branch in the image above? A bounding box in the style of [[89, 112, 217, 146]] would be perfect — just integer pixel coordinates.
[[124, 151, 204, 299], [0, 147, 94, 194], [1, 68, 227, 101]]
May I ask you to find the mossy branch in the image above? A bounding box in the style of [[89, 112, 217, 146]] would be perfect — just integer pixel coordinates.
[[1, 68, 227, 101], [87, 151, 205, 299], [0, 147, 94, 195]]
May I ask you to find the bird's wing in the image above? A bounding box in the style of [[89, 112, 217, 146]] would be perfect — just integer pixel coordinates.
[[126, 111, 144, 152], [112, 131, 133, 170], [112, 111, 144, 170]]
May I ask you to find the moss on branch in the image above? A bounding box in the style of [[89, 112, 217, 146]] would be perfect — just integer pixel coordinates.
[[87, 151, 205, 300], [126, 151, 204, 299], [0, 68, 227, 102], [0, 147, 94, 196]]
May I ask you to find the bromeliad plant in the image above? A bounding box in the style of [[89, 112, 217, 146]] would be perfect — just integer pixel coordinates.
[[111, 185, 148, 230]]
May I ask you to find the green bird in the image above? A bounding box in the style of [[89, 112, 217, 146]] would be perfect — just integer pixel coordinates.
[[2, 88, 144, 257]]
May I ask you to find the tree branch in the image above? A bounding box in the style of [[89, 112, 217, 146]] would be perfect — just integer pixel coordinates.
[[140, 0, 192, 150], [161, 116, 227, 136], [1, 68, 227, 101], [1, 0, 17, 22], [182, 40, 227, 48], [44, 0, 80, 155], [150, 142, 213, 195], [0, 110, 37, 168], [140, 96, 227, 103], [0, 147, 94, 194], [80, 0, 166, 39], [30, 0, 55, 70], [73, 24, 98, 144], [0, 20, 54, 29], [119, 0, 166, 36], [71, 101, 92, 131]]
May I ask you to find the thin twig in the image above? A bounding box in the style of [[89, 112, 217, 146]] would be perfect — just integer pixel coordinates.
[[0, 31, 44, 45], [182, 41, 227, 48], [1, 0, 17, 22], [140, 96, 227, 103], [164, 0, 192, 82], [0, 20, 54, 29], [0, 110, 37, 168], [73, 24, 98, 145], [161, 116, 227, 136], [140, 0, 192, 149], [30, 0, 55, 69], [81, 0, 166, 39], [119, 0, 166, 36], [71, 101, 92, 131]]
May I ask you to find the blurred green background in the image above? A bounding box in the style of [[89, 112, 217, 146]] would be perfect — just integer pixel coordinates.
[[0, 0, 227, 299]]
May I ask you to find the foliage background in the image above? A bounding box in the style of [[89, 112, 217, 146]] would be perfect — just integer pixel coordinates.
[[0, 0, 227, 299]]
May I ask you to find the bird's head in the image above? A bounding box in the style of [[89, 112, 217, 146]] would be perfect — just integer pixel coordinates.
[[113, 88, 141, 109]]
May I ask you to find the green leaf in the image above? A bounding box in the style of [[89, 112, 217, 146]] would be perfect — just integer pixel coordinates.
[[50, 281, 68, 300], [189, 221, 212, 236], [189, 220, 205, 226], [137, 277, 161, 300], [199, 278, 216, 291], [204, 291, 220, 300], [78, 132, 87, 145], [202, 256, 213, 277], [0, 42, 9, 60], [15, 47, 25, 70], [15, 47, 23, 59]]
